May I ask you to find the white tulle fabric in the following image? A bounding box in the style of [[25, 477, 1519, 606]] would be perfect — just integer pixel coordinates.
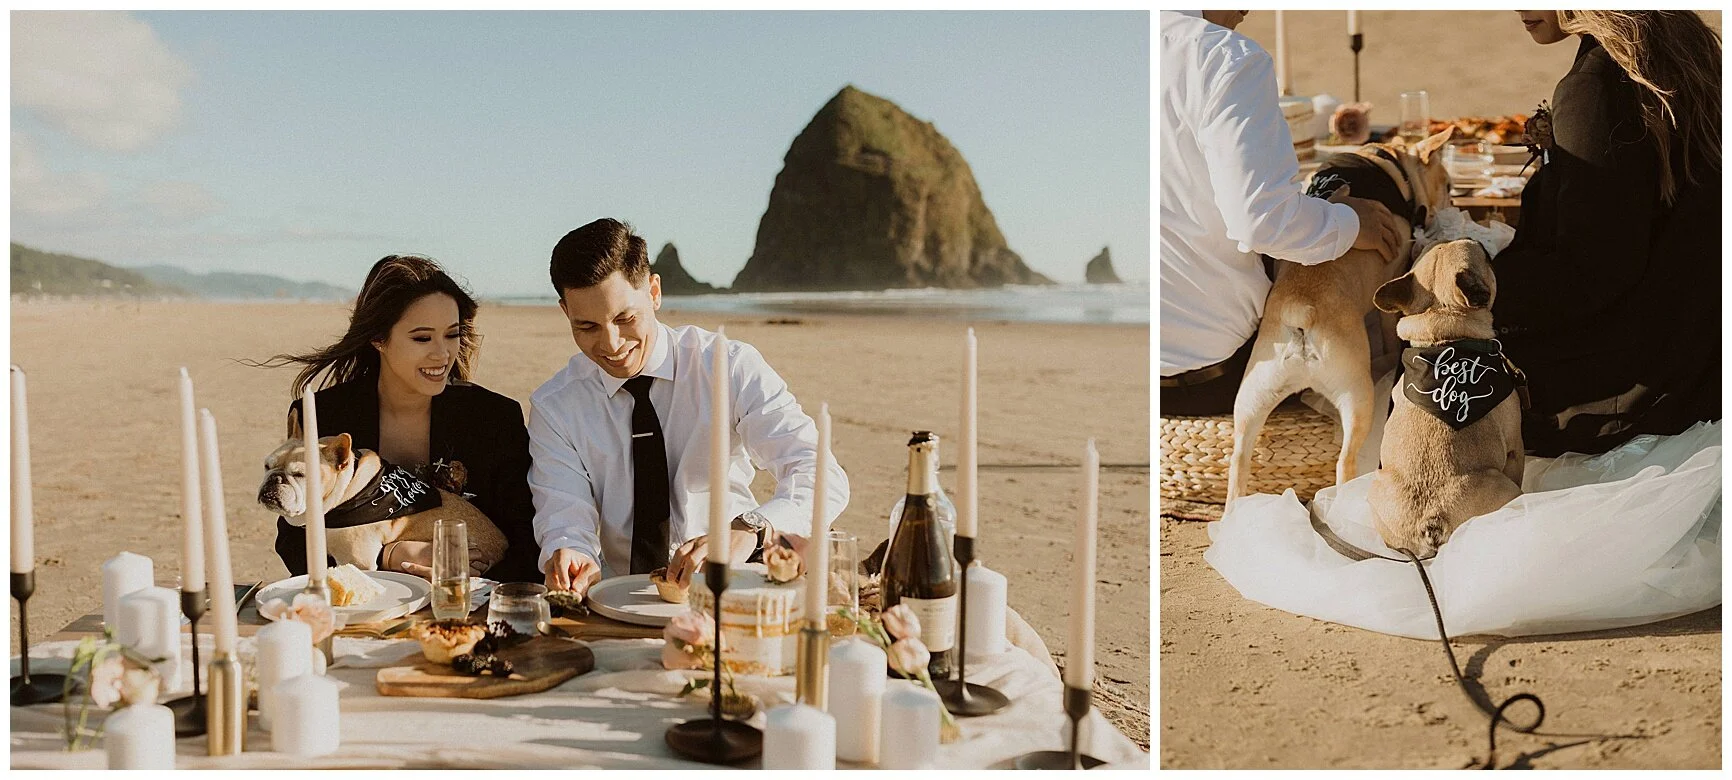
[[1205, 421, 1721, 639]]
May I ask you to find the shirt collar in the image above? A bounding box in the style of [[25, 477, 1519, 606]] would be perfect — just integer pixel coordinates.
[[596, 321, 676, 398], [1171, 10, 1203, 19]]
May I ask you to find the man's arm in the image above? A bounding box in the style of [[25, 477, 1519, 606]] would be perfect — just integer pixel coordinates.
[[1195, 44, 1364, 265], [727, 341, 851, 539], [525, 399, 604, 580]]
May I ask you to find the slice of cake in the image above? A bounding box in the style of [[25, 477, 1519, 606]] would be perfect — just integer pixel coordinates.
[[1280, 96, 1317, 161], [688, 567, 805, 677], [328, 563, 386, 607]]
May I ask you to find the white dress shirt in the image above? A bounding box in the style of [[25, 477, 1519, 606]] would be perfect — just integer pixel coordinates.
[[527, 322, 850, 579], [1160, 10, 1360, 375]]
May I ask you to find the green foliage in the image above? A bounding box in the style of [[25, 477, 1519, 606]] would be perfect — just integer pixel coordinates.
[[10, 244, 183, 298]]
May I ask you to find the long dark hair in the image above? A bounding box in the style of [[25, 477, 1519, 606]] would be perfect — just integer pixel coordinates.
[[1561, 11, 1722, 203], [252, 255, 482, 398]]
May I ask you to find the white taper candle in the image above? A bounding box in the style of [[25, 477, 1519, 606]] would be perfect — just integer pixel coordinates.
[[708, 328, 730, 558], [11, 366, 34, 573], [1276, 11, 1291, 96], [178, 368, 204, 592], [301, 387, 328, 583], [805, 402, 830, 621], [198, 409, 239, 655], [959, 328, 978, 538], [1064, 439, 1099, 688], [1349, 10, 1360, 35]]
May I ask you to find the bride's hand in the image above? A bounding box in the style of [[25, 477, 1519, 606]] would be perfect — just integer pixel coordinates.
[[384, 541, 434, 580]]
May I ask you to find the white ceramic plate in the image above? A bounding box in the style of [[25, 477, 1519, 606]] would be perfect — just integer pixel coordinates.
[[257, 571, 432, 625], [586, 574, 688, 627]]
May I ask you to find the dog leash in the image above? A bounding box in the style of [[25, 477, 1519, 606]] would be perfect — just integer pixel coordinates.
[[1307, 506, 1546, 769]]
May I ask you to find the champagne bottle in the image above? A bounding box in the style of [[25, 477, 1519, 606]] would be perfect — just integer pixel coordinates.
[[887, 431, 957, 547], [882, 433, 958, 680]]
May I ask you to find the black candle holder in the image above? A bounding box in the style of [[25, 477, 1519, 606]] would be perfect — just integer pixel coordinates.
[[1014, 685, 1106, 769], [934, 534, 1009, 717], [665, 559, 762, 764], [11, 571, 68, 706], [1351, 32, 1364, 103], [164, 588, 208, 736]]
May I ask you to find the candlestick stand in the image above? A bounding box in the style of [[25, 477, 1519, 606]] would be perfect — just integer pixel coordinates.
[[666, 560, 762, 764], [302, 577, 334, 664], [165, 588, 208, 736], [795, 624, 830, 710], [1013, 684, 1105, 769], [934, 535, 1008, 716], [10, 571, 67, 706], [1351, 32, 1364, 103], [205, 652, 245, 755]]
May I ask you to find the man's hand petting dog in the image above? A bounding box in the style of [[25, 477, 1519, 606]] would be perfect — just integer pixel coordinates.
[[1332, 184, 1402, 263]]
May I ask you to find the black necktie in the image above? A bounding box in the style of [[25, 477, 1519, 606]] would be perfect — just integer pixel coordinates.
[[623, 376, 671, 574]]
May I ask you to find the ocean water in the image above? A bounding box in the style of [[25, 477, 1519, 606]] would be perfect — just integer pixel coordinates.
[[497, 282, 1149, 326]]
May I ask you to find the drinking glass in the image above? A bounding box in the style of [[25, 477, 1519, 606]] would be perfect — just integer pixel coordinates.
[[1445, 139, 1495, 186], [826, 530, 860, 637], [1399, 90, 1431, 143], [431, 518, 469, 620], [488, 582, 551, 635]]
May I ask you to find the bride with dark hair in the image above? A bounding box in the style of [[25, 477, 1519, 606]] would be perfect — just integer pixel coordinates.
[[1493, 10, 1721, 456]]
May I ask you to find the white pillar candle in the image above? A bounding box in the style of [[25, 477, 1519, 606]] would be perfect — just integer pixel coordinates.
[[270, 672, 340, 757], [198, 409, 240, 655], [828, 638, 886, 763], [804, 402, 830, 621], [1275, 11, 1290, 96], [708, 328, 731, 555], [104, 703, 176, 769], [301, 387, 328, 583], [958, 328, 978, 538], [102, 552, 155, 631], [117, 586, 183, 692], [763, 702, 836, 769], [177, 368, 205, 593], [878, 682, 941, 770], [1064, 439, 1099, 688], [1349, 10, 1360, 35], [255, 619, 312, 731], [11, 366, 35, 573], [964, 564, 1008, 659]]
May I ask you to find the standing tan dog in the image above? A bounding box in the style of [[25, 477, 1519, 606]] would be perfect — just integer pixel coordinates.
[[1225, 128, 1456, 506], [1368, 239, 1524, 557], [257, 433, 508, 577]]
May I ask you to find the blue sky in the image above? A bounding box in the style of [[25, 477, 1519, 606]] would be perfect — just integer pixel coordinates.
[[11, 11, 1149, 297]]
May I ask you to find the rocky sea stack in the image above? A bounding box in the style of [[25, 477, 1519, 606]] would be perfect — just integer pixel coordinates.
[[731, 85, 1051, 292], [652, 243, 718, 295], [1085, 246, 1121, 284]]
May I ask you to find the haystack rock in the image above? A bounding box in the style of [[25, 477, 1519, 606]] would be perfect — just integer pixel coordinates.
[[1085, 246, 1121, 284], [652, 243, 718, 295], [731, 85, 1052, 292]]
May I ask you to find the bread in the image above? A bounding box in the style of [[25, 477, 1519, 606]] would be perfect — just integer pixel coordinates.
[[412, 619, 486, 664], [328, 563, 386, 607], [649, 567, 688, 604]]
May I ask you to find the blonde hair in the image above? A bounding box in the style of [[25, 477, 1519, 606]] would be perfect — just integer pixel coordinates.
[[1558, 10, 1722, 203]]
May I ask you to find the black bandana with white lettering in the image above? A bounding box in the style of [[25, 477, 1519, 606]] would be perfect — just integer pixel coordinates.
[[1401, 339, 1517, 430], [324, 462, 444, 529]]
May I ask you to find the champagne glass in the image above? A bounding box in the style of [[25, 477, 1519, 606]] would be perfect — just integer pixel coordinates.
[[1399, 90, 1431, 144], [431, 518, 469, 620], [826, 530, 859, 637]]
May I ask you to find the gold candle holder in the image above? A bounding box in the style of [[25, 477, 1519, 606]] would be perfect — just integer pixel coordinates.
[[205, 652, 246, 756], [795, 623, 830, 710], [303, 579, 335, 664]]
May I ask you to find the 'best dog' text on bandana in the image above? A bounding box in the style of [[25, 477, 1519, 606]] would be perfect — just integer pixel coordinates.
[[1401, 340, 1517, 430]]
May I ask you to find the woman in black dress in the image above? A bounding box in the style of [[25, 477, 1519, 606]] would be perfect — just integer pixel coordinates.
[[257, 255, 543, 582], [1493, 11, 1720, 456]]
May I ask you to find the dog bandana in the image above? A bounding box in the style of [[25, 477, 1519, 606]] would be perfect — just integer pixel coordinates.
[[1401, 339, 1518, 430], [324, 461, 444, 529], [1306, 150, 1425, 227]]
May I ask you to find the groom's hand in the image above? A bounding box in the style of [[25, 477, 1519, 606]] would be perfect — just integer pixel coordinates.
[[544, 548, 601, 599], [1331, 184, 1402, 263], [667, 530, 760, 586]]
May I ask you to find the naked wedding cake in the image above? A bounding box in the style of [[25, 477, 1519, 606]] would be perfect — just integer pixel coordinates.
[[1280, 96, 1317, 161], [688, 567, 805, 677]]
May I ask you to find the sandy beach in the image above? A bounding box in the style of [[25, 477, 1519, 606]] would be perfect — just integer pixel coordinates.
[[9, 299, 1151, 749], [1161, 11, 1723, 768]]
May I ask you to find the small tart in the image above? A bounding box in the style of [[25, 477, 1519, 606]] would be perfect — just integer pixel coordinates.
[[649, 567, 688, 604], [412, 619, 486, 665]]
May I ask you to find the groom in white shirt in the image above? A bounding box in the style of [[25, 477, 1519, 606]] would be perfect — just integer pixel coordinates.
[[1161, 10, 1403, 416], [529, 218, 850, 598]]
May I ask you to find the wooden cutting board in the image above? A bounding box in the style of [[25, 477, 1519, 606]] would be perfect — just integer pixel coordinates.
[[375, 635, 595, 699]]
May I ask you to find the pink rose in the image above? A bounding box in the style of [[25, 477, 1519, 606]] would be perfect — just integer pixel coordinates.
[[259, 593, 340, 644], [118, 667, 160, 707], [887, 637, 932, 677], [663, 610, 714, 649], [763, 544, 803, 584], [880, 604, 922, 641], [661, 641, 706, 671], [88, 654, 125, 708], [1330, 102, 1373, 145]]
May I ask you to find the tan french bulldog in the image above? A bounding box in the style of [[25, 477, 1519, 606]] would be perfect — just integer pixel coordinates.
[[1226, 128, 1458, 506], [1367, 239, 1525, 558], [257, 433, 508, 577]]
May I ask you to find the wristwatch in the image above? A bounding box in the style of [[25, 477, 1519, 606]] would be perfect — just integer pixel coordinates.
[[731, 511, 773, 560]]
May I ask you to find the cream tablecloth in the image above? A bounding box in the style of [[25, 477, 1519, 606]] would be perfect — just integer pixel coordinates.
[[10, 610, 1147, 769]]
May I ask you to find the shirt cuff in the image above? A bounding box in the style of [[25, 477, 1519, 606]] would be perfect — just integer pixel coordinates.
[[1328, 200, 1360, 259], [537, 537, 599, 575], [751, 499, 812, 540]]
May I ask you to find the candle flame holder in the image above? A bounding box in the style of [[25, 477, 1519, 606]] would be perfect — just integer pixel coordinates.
[[665, 559, 762, 764], [795, 623, 830, 710], [933, 535, 1009, 716], [10, 571, 68, 706], [165, 588, 208, 736], [302, 578, 334, 665], [205, 651, 246, 755], [1351, 32, 1364, 103], [1013, 685, 1105, 769]]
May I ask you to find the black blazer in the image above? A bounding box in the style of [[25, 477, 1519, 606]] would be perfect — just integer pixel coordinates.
[[1491, 35, 1720, 456], [272, 377, 544, 583]]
